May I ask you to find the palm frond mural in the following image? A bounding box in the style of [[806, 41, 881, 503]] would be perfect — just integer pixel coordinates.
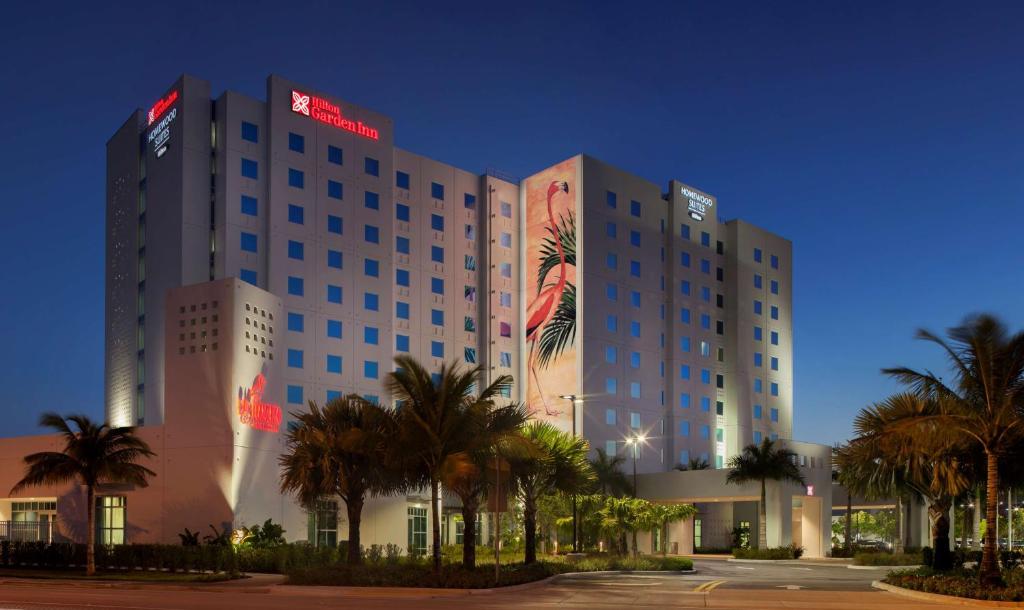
[[536, 211, 577, 294], [537, 281, 576, 368]]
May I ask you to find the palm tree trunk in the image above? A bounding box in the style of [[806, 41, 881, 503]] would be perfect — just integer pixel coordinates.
[[345, 496, 363, 565], [973, 487, 982, 551], [844, 492, 852, 556], [758, 479, 768, 550], [662, 519, 668, 556], [461, 501, 477, 569], [86, 485, 96, 576], [979, 451, 1002, 586], [632, 528, 638, 557], [431, 479, 441, 574], [928, 499, 952, 570], [524, 492, 537, 564], [894, 495, 904, 554]]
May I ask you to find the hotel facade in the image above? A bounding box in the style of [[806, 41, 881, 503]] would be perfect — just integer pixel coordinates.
[[0, 74, 845, 556]]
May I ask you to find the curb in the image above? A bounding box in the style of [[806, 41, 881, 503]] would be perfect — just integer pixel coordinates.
[[872, 580, 1024, 607], [0, 579, 274, 594], [848, 564, 921, 570]]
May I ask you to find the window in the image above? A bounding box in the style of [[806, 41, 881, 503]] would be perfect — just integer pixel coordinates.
[[287, 385, 303, 405], [630, 351, 640, 368], [357, 192, 378, 212], [364, 225, 379, 244], [771, 356, 779, 371], [288, 240, 304, 260], [680, 308, 691, 324], [431, 309, 444, 326], [431, 341, 444, 358], [754, 274, 763, 289], [325, 179, 343, 200], [364, 326, 379, 345], [771, 305, 779, 320], [288, 132, 304, 153], [630, 260, 641, 277], [96, 496, 126, 545], [464, 347, 477, 363], [680, 280, 690, 295], [431, 277, 444, 295], [606, 253, 618, 270], [701, 286, 711, 302], [364, 292, 379, 311], [287, 276, 304, 296], [700, 341, 710, 357], [364, 360, 379, 379], [240, 269, 257, 285], [771, 382, 779, 396], [754, 378, 763, 393], [396, 236, 410, 254], [754, 352, 763, 367], [364, 157, 379, 176], [680, 336, 691, 352], [605, 409, 616, 425], [605, 346, 617, 364], [396, 334, 409, 351], [431, 214, 444, 232], [771, 254, 779, 269], [754, 404, 763, 419], [630, 200, 641, 217], [396, 269, 410, 286], [700, 259, 710, 274], [701, 397, 711, 412], [499, 352, 512, 367], [754, 248, 762, 262], [396, 203, 410, 222], [288, 168, 304, 189], [241, 121, 258, 143], [327, 250, 343, 269], [771, 280, 779, 295], [771, 331, 779, 345], [364, 259, 379, 277], [700, 369, 711, 384], [430, 182, 445, 200], [500, 232, 511, 248], [326, 355, 342, 374], [241, 158, 258, 179], [630, 291, 641, 308], [463, 193, 476, 210], [240, 232, 258, 253], [680, 252, 691, 267], [606, 315, 618, 332], [701, 231, 710, 247], [630, 320, 640, 337], [700, 425, 710, 440], [770, 408, 779, 422], [716, 374, 724, 389], [328, 145, 343, 165], [754, 300, 762, 315], [241, 195, 258, 216], [287, 313, 304, 332], [396, 301, 409, 319], [630, 382, 641, 398], [327, 215, 343, 235], [287, 203, 303, 224], [754, 326, 763, 341], [629, 412, 641, 429], [700, 314, 710, 330], [499, 291, 511, 307], [287, 349, 304, 368], [680, 365, 690, 380], [605, 377, 617, 394], [327, 320, 342, 339], [500, 262, 511, 278], [606, 191, 617, 208], [327, 284, 342, 304], [680, 393, 691, 408], [500, 200, 511, 217], [754, 431, 763, 445]]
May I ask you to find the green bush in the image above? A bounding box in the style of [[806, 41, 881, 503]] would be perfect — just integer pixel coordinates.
[[885, 567, 1024, 602], [853, 552, 922, 566], [732, 545, 803, 560]]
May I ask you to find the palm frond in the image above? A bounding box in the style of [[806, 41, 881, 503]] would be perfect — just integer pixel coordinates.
[[536, 282, 576, 368], [535, 211, 576, 294]]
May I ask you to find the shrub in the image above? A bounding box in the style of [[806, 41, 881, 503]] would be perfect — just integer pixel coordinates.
[[732, 546, 802, 560], [921, 546, 934, 567], [853, 552, 923, 566], [885, 567, 1024, 602]]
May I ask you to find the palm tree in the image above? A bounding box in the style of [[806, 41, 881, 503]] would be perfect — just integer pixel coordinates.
[[726, 438, 806, 550], [443, 400, 529, 569], [884, 315, 1024, 585], [830, 465, 854, 555], [511, 421, 594, 563], [589, 448, 632, 496], [835, 393, 972, 569], [279, 395, 401, 565], [387, 355, 512, 574], [635, 501, 697, 556], [11, 413, 156, 576]]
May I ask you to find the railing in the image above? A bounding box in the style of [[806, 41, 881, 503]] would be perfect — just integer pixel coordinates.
[[0, 521, 57, 543]]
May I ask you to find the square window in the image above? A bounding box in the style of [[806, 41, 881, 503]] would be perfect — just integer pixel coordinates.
[[606, 378, 617, 394], [364, 258, 379, 277], [288, 132, 304, 153], [241, 121, 259, 143], [396, 203, 410, 222], [287, 312, 304, 332], [287, 349, 304, 369], [396, 236, 410, 254], [241, 195, 258, 216], [328, 180, 343, 200], [680, 393, 691, 408], [327, 215, 343, 235], [240, 269, 257, 285], [327, 319, 342, 339], [364, 157, 379, 176], [431, 182, 445, 200], [365, 191, 379, 210], [630, 200, 641, 217], [395, 170, 410, 189], [327, 284, 342, 304], [326, 355, 342, 374], [431, 214, 444, 232], [288, 240, 304, 260], [464, 347, 477, 363], [431, 341, 444, 358], [287, 385, 303, 405], [431, 246, 444, 263], [606, 191, 617, 208], [364, 326, 379, 345], [326, 390, 342, 402], [287, 204, 303, 224], [465, 193, 477, 209], [396, 269, 410, 286], [364, 360, 379, 379], [240, 232, 257, 253], [396, 301, 410, 319], [288, 168, 304, 189], [500, 201, 512, 217], [396, 334, 410, 351], [431, 277, 444, 295], [364, 292, 379, 311], [364, 225, 379, 244], [327, 250, 343, 269], [241, 158, 258, 179], [464, 255, 477, 271], [287, 276, 304, 296], [328, 145, 343, 165], [431, 309, 444, 326]]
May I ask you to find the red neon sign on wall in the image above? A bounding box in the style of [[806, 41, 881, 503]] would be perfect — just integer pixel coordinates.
[[237, 374, 283, 433], [148, 90, 179, 126], [290, 90, 379, 141]]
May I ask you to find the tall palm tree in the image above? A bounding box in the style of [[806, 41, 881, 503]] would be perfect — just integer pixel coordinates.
[[511, 421, 594, 563], [835, 393, 971, 569], [884, 315, 1024, 585], [589, 448, 632, 496], [279, 395, 401, 565], [726, 438, 806, 550], [387, 355, 512, 574], [443, 400, 529, 569], [11, 414, 156, 576]]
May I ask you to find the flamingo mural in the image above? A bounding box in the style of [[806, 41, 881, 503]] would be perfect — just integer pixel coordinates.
[[525, 176, 577, 417]]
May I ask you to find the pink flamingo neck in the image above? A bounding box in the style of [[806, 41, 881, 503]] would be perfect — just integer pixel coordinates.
[[547, 189, 567, 288]]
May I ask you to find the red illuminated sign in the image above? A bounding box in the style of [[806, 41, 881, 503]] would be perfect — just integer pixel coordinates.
[[148, 90, 179, 126], [237, 374, 283, 433], [290, 90, 379, 140]]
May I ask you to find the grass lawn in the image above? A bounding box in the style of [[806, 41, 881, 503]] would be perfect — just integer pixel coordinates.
[[0, 568, 237, 583]]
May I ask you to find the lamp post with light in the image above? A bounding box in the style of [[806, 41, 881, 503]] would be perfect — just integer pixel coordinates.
[[559, 394, 583, 553], [625, 433, 647, 494]]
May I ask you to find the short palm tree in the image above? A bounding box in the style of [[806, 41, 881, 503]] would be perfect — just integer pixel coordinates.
[[884, 315, 1024, 585], [387, 355, 512, 574], [279, 395, 401, 565], [11, 413, 156, 576], [726, 438, 805, 550], [511, 421, 594, 563], [635, 501, 697, 556], [589, 448, 632, 496]]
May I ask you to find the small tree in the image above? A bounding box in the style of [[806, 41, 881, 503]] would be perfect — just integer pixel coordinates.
[[635, 501, 697, 556], [589, 448, 632, 496], [726, 438, 806, 550], [11, 413, 156, 576]]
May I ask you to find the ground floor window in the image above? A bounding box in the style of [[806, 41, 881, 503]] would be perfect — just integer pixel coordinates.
[[96, 496, 126, 545], [694, 518, 702, 548], [408, 507, 427, 556], [737, 520, 751, 548], [10, 500, 57, 542], [308, 500, 338, 548]]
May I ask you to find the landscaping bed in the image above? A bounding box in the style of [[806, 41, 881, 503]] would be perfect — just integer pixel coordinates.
[[0, 568, 235, 583], [286, 554, 693, 588], [731, 545, 804, 560], [884, 567, 1024, 602], [853, 551, 922, 566]]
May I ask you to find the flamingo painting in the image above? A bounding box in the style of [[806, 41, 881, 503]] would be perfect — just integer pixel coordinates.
[[526, 180, 573, 416]]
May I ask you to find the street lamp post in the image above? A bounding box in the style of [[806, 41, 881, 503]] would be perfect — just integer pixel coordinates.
[[626, 433, 647, 494], [560, 394, 582, 553]]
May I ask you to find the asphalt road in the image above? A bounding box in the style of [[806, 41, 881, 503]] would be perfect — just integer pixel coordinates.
[[0, 560, 958, 609]]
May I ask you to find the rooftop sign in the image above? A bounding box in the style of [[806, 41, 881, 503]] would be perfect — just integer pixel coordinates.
[[682, 186, 714, 222], [147, 90, 179, 126], [290, 89, 379, 141]]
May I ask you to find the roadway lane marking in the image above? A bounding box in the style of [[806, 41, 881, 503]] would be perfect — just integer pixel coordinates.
[[793, 567, 813, 571], [734, 566, 755, 570], [776, 584, 805, 590], [694, 579, 728, 592]]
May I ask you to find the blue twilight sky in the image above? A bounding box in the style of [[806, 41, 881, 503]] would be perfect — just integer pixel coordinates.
[[1, 1, 1022, 446]]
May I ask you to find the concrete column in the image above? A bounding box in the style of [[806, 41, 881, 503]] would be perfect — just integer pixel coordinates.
[[670, 516, 694, 554], [766, 482, 793, 548]]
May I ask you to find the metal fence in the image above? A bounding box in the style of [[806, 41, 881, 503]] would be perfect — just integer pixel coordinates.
[[0, 521, 56, 543]]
